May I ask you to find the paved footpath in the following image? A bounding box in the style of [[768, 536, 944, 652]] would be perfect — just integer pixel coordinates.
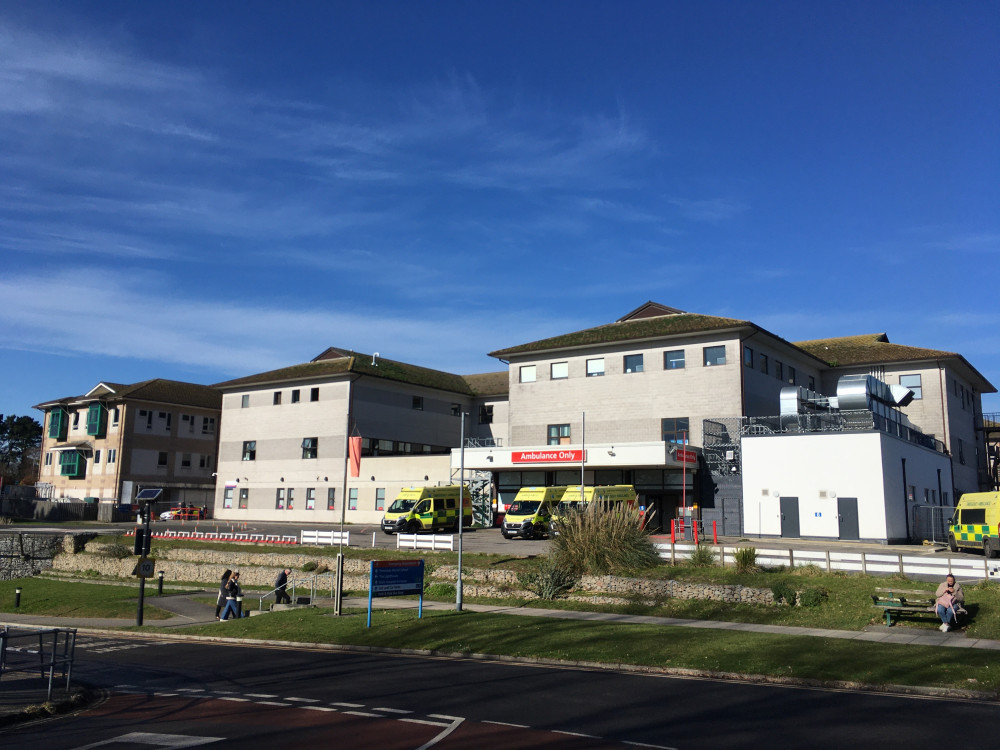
[[2, 590, 998, 725]]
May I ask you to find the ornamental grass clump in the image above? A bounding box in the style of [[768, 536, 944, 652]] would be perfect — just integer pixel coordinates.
[[517, 557, 579, 600], [733, 547, 758, 574], [551, 501, 660, 575]]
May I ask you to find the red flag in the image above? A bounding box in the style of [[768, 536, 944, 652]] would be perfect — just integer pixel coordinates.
[[348, 436, 362, 478]]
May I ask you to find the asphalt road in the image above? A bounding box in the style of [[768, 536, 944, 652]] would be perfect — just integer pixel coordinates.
[[2, 634, 997, 749]]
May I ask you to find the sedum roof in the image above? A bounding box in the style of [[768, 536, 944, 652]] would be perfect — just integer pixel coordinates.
[[489, 312, 754, 358], [796, 333, 996, 392], [34, 379, 221, 411], [214, 349, 501, 397], [463, 371, 509, 396]]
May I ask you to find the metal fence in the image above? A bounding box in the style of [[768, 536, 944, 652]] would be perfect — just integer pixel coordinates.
[[0, 627, 77, 700], [911, 506, 955, 544]]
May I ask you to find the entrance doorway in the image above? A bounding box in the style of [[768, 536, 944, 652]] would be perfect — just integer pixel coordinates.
[[780, 497, 800, 538], [837, 497, 860, 540]]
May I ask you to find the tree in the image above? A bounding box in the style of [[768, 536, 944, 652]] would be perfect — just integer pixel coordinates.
[[0, 415, 43, 486]]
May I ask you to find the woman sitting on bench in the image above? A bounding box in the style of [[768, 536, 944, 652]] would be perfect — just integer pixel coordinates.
[[935, 574, 965, 632]]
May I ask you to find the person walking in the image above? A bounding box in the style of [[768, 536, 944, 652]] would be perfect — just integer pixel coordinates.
[[274, 568, 292, 605], [215, 569, 232, 620], [220, 571, 242, 620]]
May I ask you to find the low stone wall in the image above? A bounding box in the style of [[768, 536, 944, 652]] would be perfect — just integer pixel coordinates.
[[0, 533, 61, 580], [54, 537, 776, 605]]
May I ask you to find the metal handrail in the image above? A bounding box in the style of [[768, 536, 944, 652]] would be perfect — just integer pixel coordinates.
[[257, 572, 337, 611], [0, 626, 77, 700]]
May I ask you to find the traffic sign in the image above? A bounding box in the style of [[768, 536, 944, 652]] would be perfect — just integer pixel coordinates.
[[133, 557, 156, 578]]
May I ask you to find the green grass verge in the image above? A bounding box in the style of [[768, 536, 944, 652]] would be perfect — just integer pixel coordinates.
[[149, 607, 1000, 693], [0, 578, 173, 619]]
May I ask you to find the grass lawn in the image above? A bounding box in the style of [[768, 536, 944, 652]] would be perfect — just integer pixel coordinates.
[[151, 607, 1000, 693], [0, 578, 173, 619]]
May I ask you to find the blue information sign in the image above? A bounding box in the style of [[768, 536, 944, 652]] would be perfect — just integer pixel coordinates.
[[368, 559, 424, 627]]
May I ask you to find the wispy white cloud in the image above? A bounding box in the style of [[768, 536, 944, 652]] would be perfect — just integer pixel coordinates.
[[668, 197, 748, 222]]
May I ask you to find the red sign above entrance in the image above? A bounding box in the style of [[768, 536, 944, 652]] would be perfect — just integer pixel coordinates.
[[675, 449, 698, 464], [512, 449, 585, 464]]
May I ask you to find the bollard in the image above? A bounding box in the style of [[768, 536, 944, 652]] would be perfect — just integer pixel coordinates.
[[693, 520, 699, 545], [14, 587, 21, 608], [713, 520, 718, 545], [236, 595, 244, 619], [670, 519, 676, 545], [157, 570, 164, 595]]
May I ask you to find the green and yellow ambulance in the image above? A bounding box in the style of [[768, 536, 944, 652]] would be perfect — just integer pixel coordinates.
[[550, 485, 638, 535], [381, 485, 472, 534], [949, 491, 1000, 558], [501, 486, 569, 540]]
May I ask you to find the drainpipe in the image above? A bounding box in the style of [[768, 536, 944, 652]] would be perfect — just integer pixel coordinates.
[[901, 458, 911, 542]]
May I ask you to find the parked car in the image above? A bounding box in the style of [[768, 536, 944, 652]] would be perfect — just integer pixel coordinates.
[[159, 506, 205, 521]]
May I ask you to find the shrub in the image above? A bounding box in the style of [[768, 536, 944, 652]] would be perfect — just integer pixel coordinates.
[[792, 563, 824, 577], [302, 561, 318, 572], [424, 582, 456, 598], [770, 581, 796, 605], [98, 540, 132, 560], [550, 501, 660, 575], [517, 557, 579, 600], [315, 564, 330, 575], [687, 545, 717, 568], [733, 547, 758, 574], [798, 587, 829, 607]]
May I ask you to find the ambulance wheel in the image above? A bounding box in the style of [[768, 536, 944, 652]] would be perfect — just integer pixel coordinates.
[[501, 530, 512, 540], [406, 521, 421, 534], [948, 534, 958, 553], [382, 530, 395, 536], [985, 539, 997, 559], [523, 526, 534, 541]]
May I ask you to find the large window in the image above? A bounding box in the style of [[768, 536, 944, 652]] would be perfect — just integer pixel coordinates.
[[551, 362, 569, 380], [327, 488, 336, 510], [587, 358, 605, 377], [202, 417, 215, 434], [376, 488, 385, 511], [239, 488, 248, 509], [242, 441, 256, 461], [273, 391, 282, 405], [241, 394, 249, 408], [703, 345, 726, 367], [662, 417, 690, 444], [900, 374, 922, 400], [412, 396, 424, 410], [108, 449, 116, 464], [787, 366, 797, 385], [59, 451, 83, 477], [301, 437, 318, 459], [775, 361, 784, 381], [275, 488, 285, 510], [519, 365, 536, 383], [547, 424, 571, 445], [310, 387, 320, 402], [223, 487, 233, 509], [479, 405, 493, 424], [759, 354, 769, 375], [743, 347, 754, 367], [287, 488, 295, 510], [291, 389, 300, 403], [664, 350, 685, 370], [86, 404, 106, 437], [348, 489, 358, 511], [624, 354, 644, 373], [157, 452, 168, 468], [48, 408, 67, 440], [306, 488, 316, 510]]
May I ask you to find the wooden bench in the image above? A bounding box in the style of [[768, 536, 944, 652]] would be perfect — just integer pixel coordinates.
[[871, 587, 949, 627]]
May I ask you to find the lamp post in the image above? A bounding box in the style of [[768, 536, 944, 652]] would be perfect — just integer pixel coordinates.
[[457, 413, 466, 611]]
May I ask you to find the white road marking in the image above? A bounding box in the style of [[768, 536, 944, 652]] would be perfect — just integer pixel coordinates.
[[302, 706, 338, 712], [70, 732, 224, 749], [482, 720, 528, 728], [415, 715, 465, 749], [623, 741, 679, 749], [218, 697, 250, 702], [401, 719, 451, 727], [286, 697, 319, 703], [374, 707, 412, 714], [245, 693, 278, 698], [344, 710, 382, 717], [330, 701, 364, 707], [256, 701, 291, 706], [554, 730, 599, 738]]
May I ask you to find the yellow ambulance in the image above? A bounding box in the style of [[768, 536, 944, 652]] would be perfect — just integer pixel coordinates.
[[550, 485, 638, 534], [501, 486, 569, 540], [381, 485, 472, 534], [948, 491, 1000, 558]]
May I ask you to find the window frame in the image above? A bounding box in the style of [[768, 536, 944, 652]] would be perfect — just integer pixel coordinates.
[[550, 361, 569, 380], [899, 374, 923, 400], [519, 365, 537, 383], [703, 345, 726, 367], [547, 423, 571, 446], [242, 440, 257, 462], [301, 437, 318, 459], [623, 353, 644, 374]]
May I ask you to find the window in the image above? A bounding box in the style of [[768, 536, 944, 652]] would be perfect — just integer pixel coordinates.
[[327, 488, 336, 510], [452, 403, 461, 417], [743, 347, 754, 367], [223, 487, 233, 509], [306, 488, 316, 510], [301, 437, 318, 459], [202, 417, 215, 434], [181, 453, 191, 468], [273, 391, 282, 405], [703, 345, 726, 367], [808, 376, 816, 391], [376, 488, 385, 511], [73, 411, 80, 429], [44, 452, 53, 466], [412, 396, 424, 410], [59, 451, 82, 477], [287, 488, 295, 510], [86, 404, 105, 436], [348, 488, 358, 511], [184, 414, 194, 432], [519, 365, 536, 383], [775, 361, 784, 381], [145, 410, 153, 429], [291, 389, 300, 403], [787, 366, 796, 385], [275, 488, 285, 510], [239, 488, 248, 509], [310, 387, 319, 402], [157, 452, 168, 468], [586, 358, 605, 377], [624, 354, 643, 373], [112, 406, 120, 426], [662, 417, 690, 444], [547, 424, 571, 445], [199, 454, 213, 469], [663, 350, 685, 370], [242, 441, 257, 461], [479, 405, 493, 424], [551, 362, 569, 379], [241, 394, 249, 408], [94, 450, 101, 464], [958, 439, 966, 465], [48, 408, 67, 439], [108, 449, 116, 464], [759, 354, 769, 375], [900, 374, 922, 400]]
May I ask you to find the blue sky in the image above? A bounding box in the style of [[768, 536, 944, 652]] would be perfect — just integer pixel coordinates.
[[2, 1, 999, 422]]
